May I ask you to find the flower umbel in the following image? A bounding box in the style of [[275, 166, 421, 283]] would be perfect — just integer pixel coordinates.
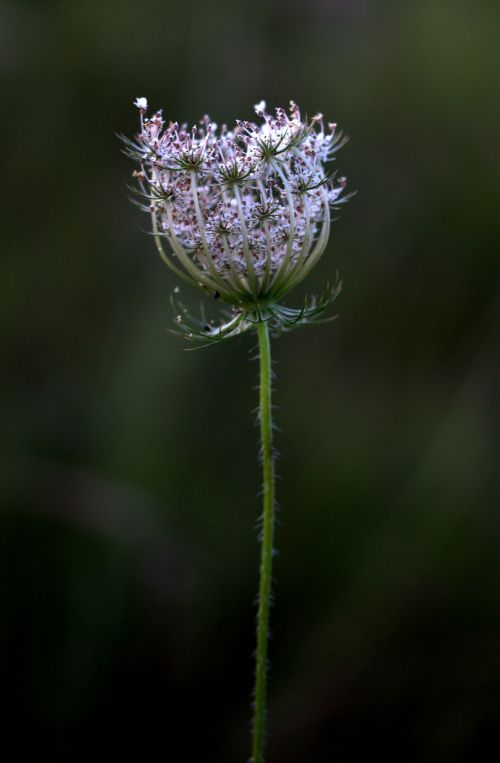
[[122, 99, 349, 341]]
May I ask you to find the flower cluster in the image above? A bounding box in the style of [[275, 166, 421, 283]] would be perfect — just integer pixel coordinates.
[[123, 98, 349, 342]]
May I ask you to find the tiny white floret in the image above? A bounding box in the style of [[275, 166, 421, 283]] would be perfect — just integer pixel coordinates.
[[134, 97, 148, 111]]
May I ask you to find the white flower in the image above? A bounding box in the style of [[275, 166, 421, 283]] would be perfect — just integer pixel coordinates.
[[123, 99, 349, 312], [254, 100, 267, 116]]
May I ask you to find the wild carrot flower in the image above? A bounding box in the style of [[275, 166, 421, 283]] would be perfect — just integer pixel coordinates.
[[122, 98, 350, 763], [122, 98, 349, 342]]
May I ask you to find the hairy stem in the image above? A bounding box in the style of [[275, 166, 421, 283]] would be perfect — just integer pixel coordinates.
[[252, 319, 276, 763]]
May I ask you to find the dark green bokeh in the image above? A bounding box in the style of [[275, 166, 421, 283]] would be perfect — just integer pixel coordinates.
[[1, 1, 499, 760]]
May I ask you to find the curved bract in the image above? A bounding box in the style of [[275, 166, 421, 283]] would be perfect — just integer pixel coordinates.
[[122, 98, 350, 342]]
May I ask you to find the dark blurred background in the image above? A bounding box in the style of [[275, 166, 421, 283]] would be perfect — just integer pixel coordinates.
[[1, 0, 499, 760]]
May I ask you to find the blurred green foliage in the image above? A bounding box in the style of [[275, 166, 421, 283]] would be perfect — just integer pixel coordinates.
[[1, 0, 499, 760]]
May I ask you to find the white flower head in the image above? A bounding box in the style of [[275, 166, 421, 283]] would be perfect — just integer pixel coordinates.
[[122, 98, 350, 341]]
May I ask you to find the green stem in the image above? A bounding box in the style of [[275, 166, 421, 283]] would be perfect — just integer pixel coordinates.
[[252, 319, 276, 763]]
